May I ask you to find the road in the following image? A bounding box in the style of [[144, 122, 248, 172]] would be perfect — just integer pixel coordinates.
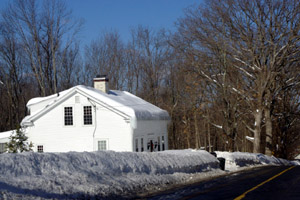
[[136, 166, 300, 200]]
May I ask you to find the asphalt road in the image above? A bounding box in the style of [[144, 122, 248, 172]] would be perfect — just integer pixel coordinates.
[[137, 165, 300, 200]]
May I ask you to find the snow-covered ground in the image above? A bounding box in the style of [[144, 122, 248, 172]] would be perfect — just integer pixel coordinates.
[[0, 150, 298, 199]]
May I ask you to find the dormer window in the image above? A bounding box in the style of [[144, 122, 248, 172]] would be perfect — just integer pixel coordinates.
[[83, 106, 92, 125], [64, 107, 73, 126]]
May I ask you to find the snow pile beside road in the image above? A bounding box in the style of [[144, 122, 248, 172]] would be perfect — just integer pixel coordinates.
[[216, 151, 299, 171], [0, 150, 219, 199], [0, 150, 297, 199]]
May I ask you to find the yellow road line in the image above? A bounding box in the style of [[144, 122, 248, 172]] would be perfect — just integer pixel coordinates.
[[234, 166, 296, 200]]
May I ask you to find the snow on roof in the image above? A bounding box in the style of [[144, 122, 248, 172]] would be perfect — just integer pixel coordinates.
[[0, 130, 15, 139], [78, 85, 170, 120], [27, 88, 72, 106], [24, 85, 170, 123]]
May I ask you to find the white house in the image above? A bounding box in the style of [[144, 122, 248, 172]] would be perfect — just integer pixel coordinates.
[[1, 76, 170, 153], [0, 130, 13, 153]]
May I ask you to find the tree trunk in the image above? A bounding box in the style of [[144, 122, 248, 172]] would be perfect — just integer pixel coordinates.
[[253, 108, 263, 153], [265, 105, 273, 156], [204, 123, 207, 151], [229, 130, 236, 152], [207, 121, 211, 152], [194, 112, 200, 149], [185, 124, 190, 149], [172, 121, 177, 149]]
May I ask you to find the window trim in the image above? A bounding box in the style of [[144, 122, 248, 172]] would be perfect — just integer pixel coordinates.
[[37, 145, 44, 153], [82, 105, 93, 126], [94, 138, 109, 151], [63, 106, 74, 127], [75, 96, 80, 103], [141, 138, 144, 152], [162, 135, 165, 151], [157, 136, 161, 151], [135, 138, 139, 152]]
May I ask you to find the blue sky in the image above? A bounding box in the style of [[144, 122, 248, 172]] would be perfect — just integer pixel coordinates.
[[0, 0, 201, 45], [67, 0, 200, 45]]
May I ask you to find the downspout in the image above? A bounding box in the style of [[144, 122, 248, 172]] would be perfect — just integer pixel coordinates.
[[88, 98, 97, 150]]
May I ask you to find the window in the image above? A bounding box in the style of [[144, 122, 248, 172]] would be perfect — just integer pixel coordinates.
[[64, 107, 73, 126], [75, 96, 80, 103], [141, 138, 144, 152], [83, 106, 93, 125], [37, 145, 43, 153], [157, 136, 161, 151], [98, 140, 107, 151], [0, 143, 6, 153], [135, 139, 138, 152], [162, 136, 165, 151]]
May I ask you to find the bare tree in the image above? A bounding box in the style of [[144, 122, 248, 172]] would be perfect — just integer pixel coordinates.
[[85, 31, 126, 90], [174, 0, 300, 153], [3, 0, 82, 96], [129, 26, 171, 105], [58, 42, 82, 90], [0, 18, 29, 131], [172, 8, 242, 151], [0, 0, 82, 132]]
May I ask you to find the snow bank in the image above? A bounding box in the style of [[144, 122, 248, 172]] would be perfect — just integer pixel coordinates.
[[0, 150, 219, 199], [0, 150, 297, 199], [216, 151, 298, 171]]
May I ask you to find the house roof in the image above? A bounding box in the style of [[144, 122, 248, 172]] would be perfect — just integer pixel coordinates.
[[21, 85, 170, 127], [0, 130, 15, 139]]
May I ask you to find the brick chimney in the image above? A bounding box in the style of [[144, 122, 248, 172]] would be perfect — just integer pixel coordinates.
[[93, 75, 109, 93]]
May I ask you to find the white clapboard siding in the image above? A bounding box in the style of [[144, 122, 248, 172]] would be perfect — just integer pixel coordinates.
[[17, 84, 170, 153]]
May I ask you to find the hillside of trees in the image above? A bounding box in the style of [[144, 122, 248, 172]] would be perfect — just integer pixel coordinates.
[[0, 0, 299, 159]]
